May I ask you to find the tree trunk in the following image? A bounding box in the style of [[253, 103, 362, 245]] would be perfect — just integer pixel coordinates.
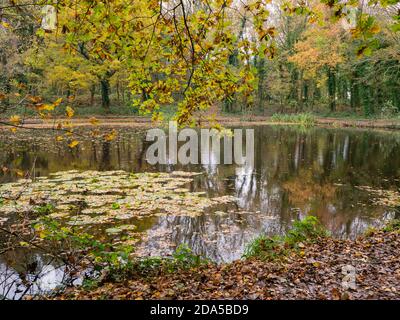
[[327, 68, 336, 112], [257, 58, 266, 114], [90, 84, 96, 106], [116, 79, 120, 103], [100, 79, 111, 112]]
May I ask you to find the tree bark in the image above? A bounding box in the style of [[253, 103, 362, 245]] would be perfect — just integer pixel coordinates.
[[327, 68, 336, 112], [100, 79, 111, 112]]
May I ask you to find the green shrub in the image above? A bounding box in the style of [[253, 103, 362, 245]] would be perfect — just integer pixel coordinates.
[[32, 216, 134, 275], [284, 216, 328, 246], [380, 101, 398, 118], [243, 216, 327, 260], [242, 235, 282, 260], [171, 243, 207, 270]]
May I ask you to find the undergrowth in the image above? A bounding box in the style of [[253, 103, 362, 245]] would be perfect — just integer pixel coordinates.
[[243, 216, 328, 260]]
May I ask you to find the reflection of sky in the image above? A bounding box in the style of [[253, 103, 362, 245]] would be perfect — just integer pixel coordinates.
[[0, 254, 67, 300]]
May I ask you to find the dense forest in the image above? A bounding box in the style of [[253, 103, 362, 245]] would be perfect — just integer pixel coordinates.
[[0, 0, 399, 123]]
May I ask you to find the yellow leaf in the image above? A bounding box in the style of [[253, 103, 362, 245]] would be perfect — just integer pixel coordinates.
[[1, 21, 10, 28], [53, 98, 63, 107], [68, 140, 79, 148], [10, 115, 21, 125], [90, 117, 99, 126], [40, 104, 55, 111], [104, 129, 117, 141], [15, 169, 24, 177], [66, 106, 74, 118], [56, 135, 64, 142], [10, 127, 17, 133], [39, 231, 47, 239]]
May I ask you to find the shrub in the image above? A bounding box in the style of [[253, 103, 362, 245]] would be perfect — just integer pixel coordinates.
[[380, 101, 398, 118], [243, 216, 328, 260], [284, 216, 328, 246], [242, 235, 282, 260], [171, 243, 207, 270]]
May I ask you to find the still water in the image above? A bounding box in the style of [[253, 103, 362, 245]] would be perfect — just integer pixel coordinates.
[[1, 125, 400, 298]]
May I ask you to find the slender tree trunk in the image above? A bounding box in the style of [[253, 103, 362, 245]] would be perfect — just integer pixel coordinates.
[[90, 84, 95, 106], [257, 58, 266, 114], [100, 79, 111, 112], [116, 79, 120, 103], [327, 68, 336, 112], [350, 71, 359, 110]]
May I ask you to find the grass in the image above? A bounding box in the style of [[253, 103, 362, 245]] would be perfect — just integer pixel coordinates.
[[243, 216, 328, 260], [270, 113, 316, 127]]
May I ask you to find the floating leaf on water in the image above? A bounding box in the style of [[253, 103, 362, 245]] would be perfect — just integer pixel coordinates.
[[105, 227, 123, 234]]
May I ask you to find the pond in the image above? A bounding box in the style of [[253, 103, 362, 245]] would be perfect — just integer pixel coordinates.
[[1, 124, 400, 299]]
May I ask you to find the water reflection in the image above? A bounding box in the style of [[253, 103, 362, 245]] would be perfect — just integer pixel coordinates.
[[0, 249, 69, 300], [1, 125, 400, 297]]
